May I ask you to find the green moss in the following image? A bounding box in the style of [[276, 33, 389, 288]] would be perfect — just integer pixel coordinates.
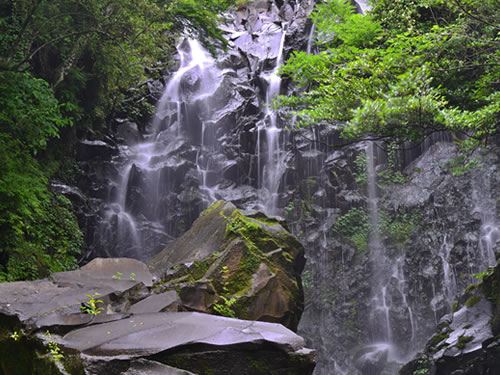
[[465, 283, 479, 293], [224, 251, 260, 296], [465, 295, 481, 308], [456, 335, 473, 349], [203, 200, 223, 216], [480, 265, 500, 335], [429, 332, 450, 348], [451, 300, 459, 313], [249, 216, 280, 227], [249, 359, 273, 373]]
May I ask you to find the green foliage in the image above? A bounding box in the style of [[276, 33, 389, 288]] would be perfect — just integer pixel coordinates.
[[0, 147, 83, 281], [377, 143, 408, 185], [379, 210, 420, 248], [80, 293, 104, 315], [471, 267, 495, 281], [44, 332, 64, 364], [354, 153, 368, 185], [0, 0, 234, 282], [312, 0, 382, 48], [112, 272, 123, 280], [277, 0, 500, 155], [0, 72, 71, 152], [333, 208, 370, 252]]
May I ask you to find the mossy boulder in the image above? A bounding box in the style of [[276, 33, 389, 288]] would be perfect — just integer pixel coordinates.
[[147, 200, 306, 330]]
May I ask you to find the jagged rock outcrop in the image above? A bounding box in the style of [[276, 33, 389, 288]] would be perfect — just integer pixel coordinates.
[[400, 263, 500, 375], [71, 0, 316, 262], [148, 200, 306, 330], [0, 211, 314, 375]]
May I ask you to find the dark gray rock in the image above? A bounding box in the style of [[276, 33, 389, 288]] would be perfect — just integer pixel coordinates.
[[354, 344, 389, 375], [122, 359, 197, 375], [128, 291, 180, 313], [77, 139, 118, 161]]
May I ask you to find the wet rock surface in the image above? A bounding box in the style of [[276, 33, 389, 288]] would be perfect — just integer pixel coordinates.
[[74, 0, 316, 262], [296, 140, 500, 374], [400, 263, 500, 375]]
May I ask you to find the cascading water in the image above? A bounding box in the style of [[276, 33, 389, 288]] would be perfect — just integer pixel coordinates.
[[470, 167, 499, 270], [365, 142, 417, 363], [259, 22, 288, 215], [98, 39, 220, 259], [366, 142, 393, 344], [86, 2, 500, 374]]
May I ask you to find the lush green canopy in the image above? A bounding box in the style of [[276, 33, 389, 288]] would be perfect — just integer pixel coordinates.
[[277, 0, 499, 158]]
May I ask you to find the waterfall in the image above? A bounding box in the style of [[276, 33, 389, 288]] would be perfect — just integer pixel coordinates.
[[365, 142, 418, 362], [366, 142, 392, 343], [306, 23, 315, 55], [259, 23, 288, 216], [471, 168, 499, 270], [97, 39, 220, 259]]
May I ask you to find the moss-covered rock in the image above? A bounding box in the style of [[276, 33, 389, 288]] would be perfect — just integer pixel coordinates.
[[147, 201, 306, 330]]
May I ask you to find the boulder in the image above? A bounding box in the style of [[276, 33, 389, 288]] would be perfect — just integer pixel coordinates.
[[148, 200, 306, 330], [354, 344, 389, 375]]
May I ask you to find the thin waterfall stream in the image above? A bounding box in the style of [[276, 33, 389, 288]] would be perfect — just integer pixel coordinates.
[[259, 22, 289, 215]]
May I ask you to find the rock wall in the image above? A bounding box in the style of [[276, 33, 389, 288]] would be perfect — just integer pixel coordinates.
[[294, 137, 500, 374]]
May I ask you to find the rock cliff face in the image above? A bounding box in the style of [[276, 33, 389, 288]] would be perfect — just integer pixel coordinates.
[[0, 206, 314, 375], [66, 0, 499, 374], [75, 0, 316, 262], [295, 138, 500, 374]]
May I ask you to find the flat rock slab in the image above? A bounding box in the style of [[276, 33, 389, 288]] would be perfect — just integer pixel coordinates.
[[0, 257, 152, 324], [128, 291, 180, 313], [52, 257, 153, 288], [63, 312, 305, 356]]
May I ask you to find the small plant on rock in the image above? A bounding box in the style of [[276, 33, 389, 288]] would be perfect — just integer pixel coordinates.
[[80, 292, 104, 315], [44, 331, 64, 364]]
